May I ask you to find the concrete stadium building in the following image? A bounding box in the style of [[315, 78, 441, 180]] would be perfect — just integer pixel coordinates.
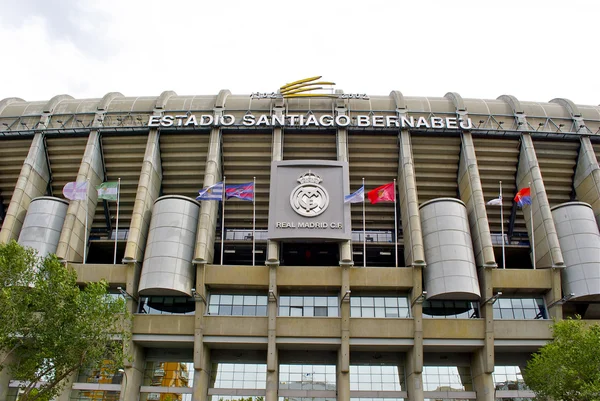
[[1, 86, 600, 401]]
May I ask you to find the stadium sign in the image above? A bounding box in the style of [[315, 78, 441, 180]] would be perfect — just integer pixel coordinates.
[[148, 114, 473, 129]]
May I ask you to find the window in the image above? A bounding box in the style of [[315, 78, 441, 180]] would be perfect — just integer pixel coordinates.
[[279, 364, 336, 390], [422, 366, 473, 392], [493, 366, 528, 391], [69, 390, 120, 400], [208, 294, 268, 316], [493, 298, 547, 320], [210, 363, 267, 389], [278, 296, 339, 317], [422, 301, 479, 319], [350, 296, 410, 318], [143, 361, 193, 388], [137, 296, 195, 315], [77, 359, 122, 384], [350, 365, 405, 391]]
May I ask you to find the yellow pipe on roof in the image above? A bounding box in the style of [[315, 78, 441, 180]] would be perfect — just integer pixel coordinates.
[[280, 76, 322, 90], [280, 82, 336, 94]]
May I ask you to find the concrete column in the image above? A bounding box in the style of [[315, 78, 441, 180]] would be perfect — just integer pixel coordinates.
[[0, 133, 49, 243], [459, 132, 496, 268], [192, 264, 210, 401], [122, 341, 144, 401], [545, 268, 564, 320], [193, 344, 211, 401], [54, 371, 78, 401], [407, 264, 424, 401], [471, 349, 494, 401], [336, 105, 353, 267], [574, 136, 600, 227], [123, 129, 162, 264], [337, 265, 351, 401], [516, 134, 564, 268], [266, 265, 278, 401], [193, 127, 222, 264], [56, 131, 104, 262], [266, 113, 284, 266], [397, 130, 425, 268], [0, 351, 15, 401]]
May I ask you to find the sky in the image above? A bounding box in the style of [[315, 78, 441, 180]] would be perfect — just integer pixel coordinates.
[[1, 0, 599, 106]]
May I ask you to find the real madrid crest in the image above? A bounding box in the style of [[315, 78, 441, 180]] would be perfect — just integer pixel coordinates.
[[290, 171, 329, 217]]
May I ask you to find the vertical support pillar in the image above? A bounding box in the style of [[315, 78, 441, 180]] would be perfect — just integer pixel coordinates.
[[471, 348, 494, 401], [266, 266, 278, 401], [459, 132, 497, 268], [545, 268, 564, 320], [193, 126, 223, 264], [407, 264, 424, 401], [123, 129, 162, 264], [397, 130, 425, 268], [574, 136, 600, 226], [516, 134, 564, 268], [0, 351, 15, 401], [193, 264, 210, 401], [266, 102, 284, 267], [337, 265, 351, 401], [54, 371, 78, 401], [336, 97, 353, 266], [56, 131, 104, 262], [0, 133, 49, 243], [122, 341, 144, 401]]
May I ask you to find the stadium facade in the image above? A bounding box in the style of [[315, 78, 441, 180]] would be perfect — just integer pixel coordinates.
[[1, 86, 600, 401]]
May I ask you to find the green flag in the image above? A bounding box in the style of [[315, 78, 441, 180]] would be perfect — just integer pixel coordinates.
[[97, 181, 118, 201]]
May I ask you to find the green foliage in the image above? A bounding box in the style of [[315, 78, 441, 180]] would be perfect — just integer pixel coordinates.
[[523, 316, 600, 401], [0, 241, 129, 401]]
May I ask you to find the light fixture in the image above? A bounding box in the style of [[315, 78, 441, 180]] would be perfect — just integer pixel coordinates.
[[411, 291, 427, 306], [547, 292, 575, 309], [340, 290, 351, 304], [481, 292, 502, 306], [190, 288, 207, 304], [116, 286, 138, 302]]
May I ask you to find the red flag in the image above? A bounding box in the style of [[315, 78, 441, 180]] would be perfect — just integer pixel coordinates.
[[367, 182, 395, 204], [514, 187, 531, 207]]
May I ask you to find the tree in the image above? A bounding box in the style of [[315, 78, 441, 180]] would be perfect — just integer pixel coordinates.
[[523, 316, 600, 401], [0, 240, 129, 401]]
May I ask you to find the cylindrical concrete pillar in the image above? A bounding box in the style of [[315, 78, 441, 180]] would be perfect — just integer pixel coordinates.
[[18, 196, 68, 257], [551, 202, 600, 300], [138, 195, 201, 296], [420, 198, 481, 300]]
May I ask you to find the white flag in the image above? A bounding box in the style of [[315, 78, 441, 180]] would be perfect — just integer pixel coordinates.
[[63, 181, 88, 200], [487, 197, 502, 206]]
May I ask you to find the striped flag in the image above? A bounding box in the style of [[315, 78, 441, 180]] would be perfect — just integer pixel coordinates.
[[97, 181, 119, 201], [344, 186, 364, 203], [196, 182, 224, 201], [514, 187, 531, 207], [63, 181, 88, 200]]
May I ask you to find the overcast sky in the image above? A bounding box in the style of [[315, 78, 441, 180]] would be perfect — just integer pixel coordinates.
[[1, 0, 599, 106]]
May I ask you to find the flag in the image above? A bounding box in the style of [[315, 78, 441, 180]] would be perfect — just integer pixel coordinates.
[[97, 181, 118, 201], [63, 181, 88, 200], [487, 197, 502, 206], [344, 186, 364, 203], [196, 182, 224, 201], [367, 182, 395, 204], [226, 182, 254, 201], [514, 187, 531, 207]]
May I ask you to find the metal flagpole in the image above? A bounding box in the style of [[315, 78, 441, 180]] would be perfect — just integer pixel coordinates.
[[500, 181, 505, 269], [84, 178, 89, 264], [221, 176, 226, 266], [362, 177, 366, 268], [530, 181, 535, 269], [114, 178, 121, 265], [393, 179, 398, 268], [252, 176, 256, 267]]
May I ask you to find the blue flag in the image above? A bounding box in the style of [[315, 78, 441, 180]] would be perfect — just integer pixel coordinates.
[[196, 182, 224, 201], [344, 186, 364, 204]]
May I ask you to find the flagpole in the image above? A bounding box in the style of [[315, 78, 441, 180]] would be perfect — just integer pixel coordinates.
[[114, 178, 121, 265], [362, 177, 366, 268], [500, 181, 505, 269], [529, 181, 535, 269], [252, 176, 256, 267], [393, 179, 398, 268], [221, 176, 226, 266], [84, 178, 89, 264]]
